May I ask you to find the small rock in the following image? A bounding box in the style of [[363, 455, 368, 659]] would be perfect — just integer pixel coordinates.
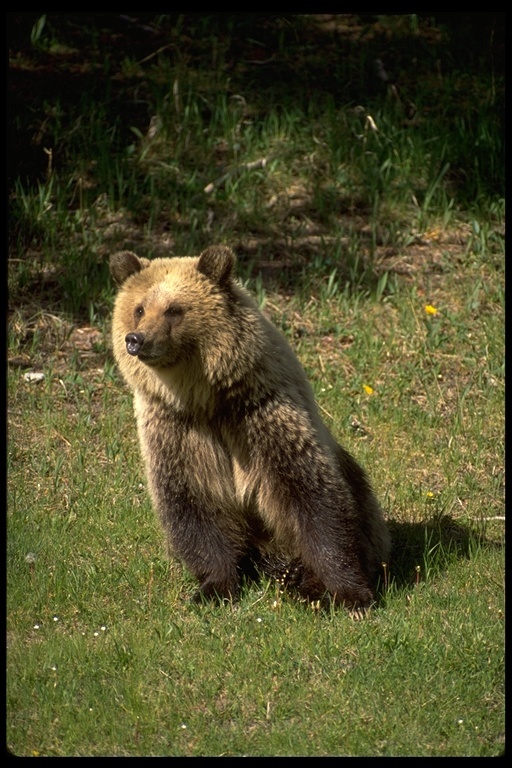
[[23, 372, 45, 383]]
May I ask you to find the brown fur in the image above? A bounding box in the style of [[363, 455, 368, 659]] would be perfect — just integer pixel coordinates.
[[110, 245, 390, 609]]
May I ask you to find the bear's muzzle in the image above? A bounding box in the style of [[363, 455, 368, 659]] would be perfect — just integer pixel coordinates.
[[125, 332, 145, 356]]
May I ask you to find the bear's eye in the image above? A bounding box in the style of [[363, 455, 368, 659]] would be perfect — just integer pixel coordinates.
[[165, 303, 184, 318], [134, 305, 145, 319]]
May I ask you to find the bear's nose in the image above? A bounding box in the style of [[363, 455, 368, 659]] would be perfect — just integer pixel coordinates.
[[125, 332, 145, 356]]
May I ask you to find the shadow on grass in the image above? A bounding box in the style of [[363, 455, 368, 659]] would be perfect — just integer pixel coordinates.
[[229, 513, 504, 616], [8, 13, 505, 325], [384, 514, 503, 595]]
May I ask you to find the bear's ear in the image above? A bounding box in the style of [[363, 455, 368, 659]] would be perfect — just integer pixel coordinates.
[[197, 246, 235, 286], [110, 251, 150, 286]]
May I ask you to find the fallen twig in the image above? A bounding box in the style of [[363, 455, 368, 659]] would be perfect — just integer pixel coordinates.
[[204, 158, 268, 194]]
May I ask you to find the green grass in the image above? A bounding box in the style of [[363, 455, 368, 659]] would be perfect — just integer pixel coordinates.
[[8, 13, 504, 756], [6, 539, 504, 756]]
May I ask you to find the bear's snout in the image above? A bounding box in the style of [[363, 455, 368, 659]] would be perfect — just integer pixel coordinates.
[[125, 332, 145, 356]]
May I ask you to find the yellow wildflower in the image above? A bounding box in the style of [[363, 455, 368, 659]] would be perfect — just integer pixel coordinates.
[[424, 304, 438, 315], [363, 384, 374, 395]]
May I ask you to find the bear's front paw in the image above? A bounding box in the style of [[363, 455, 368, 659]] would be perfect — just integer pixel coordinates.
[[188, 582, 240, 605]]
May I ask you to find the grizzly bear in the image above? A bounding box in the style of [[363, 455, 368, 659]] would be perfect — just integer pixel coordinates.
[[110, 245, 390, 610]]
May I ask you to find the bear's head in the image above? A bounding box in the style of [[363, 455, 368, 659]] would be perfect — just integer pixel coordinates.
[[110, 246, 262, 393], [110, 245, 235, 290]]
